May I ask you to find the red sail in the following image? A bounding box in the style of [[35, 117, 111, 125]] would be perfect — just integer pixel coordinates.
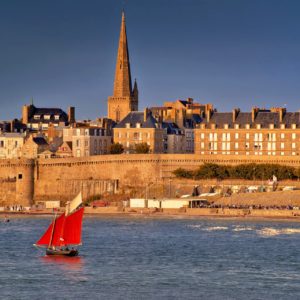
[[36, 213, 65, 247], [63, 207, 84, 245]]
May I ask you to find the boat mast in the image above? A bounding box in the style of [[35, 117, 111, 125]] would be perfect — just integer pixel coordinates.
[[48, 212, 57, 249]]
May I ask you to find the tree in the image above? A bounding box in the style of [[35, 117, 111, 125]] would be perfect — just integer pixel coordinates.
[[135, 142, 150, 154], [110, 143, 124, 154]]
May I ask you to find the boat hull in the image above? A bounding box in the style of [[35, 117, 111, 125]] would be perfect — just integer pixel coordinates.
[[46, 248, 78, 257]]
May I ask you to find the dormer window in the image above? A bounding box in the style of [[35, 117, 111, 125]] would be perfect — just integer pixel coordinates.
[[256, 124, 261, 129], [211, 124, 216, 129], [224, 124, 228, 129], [125, 123, 130, 128], [235, 124, 239, 129], [292, 124, 296, 129], [44, 115, 51, 120], [245, 124, 250, 129], [34, 115, 40, 120], [269, 124, 274, 129], [136, 123, 141, 128], [54, 115, 60, 120], [280, 124, 285, 129]]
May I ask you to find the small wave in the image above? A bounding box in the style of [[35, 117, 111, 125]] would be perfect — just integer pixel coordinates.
[[257, 228, 300, 237], [203, 226, 228, 231], [187, 225, 202, 229], [233, 226, 253, 232]]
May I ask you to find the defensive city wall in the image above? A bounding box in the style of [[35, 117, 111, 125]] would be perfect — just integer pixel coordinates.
[[1, 154, 300, 207]]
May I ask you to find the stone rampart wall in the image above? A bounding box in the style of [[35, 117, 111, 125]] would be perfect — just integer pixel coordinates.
[[1, 154, 300, 206]]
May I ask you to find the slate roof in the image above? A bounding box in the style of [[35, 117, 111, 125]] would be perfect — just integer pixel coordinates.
[[28, 106, 68, 124], [33, 137, 48, 145], [201, 110, 300, 128], [162, 122, 183, 134], [115, 112, 158, 128]]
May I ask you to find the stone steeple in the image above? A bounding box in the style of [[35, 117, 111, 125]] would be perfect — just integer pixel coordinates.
[[108, 12, 138, 123], [113, 12, 132, 97]]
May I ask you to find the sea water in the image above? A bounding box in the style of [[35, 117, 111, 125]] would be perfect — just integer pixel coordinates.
[[1, 216, 300, 299]]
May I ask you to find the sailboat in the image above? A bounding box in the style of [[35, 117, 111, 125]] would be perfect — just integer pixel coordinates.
[[34, 193, 84, 257]]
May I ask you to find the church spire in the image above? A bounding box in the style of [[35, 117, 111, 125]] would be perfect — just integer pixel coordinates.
[[113, 11, 132, 97]]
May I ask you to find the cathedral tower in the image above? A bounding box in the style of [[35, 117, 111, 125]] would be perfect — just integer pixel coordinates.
[[108, 12, 138, 122]]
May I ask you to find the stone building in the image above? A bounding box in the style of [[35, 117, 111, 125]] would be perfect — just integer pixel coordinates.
[[113, 109, 164, 154], [195, 107, 300, 156], [56, 141, 73, 158], [63, 126, 111, 157], [162, 122, 186, 153], [0, 132, 26, 159], [22, 103, 75, 131], [107, 12, 138, 123], [150, 98, 211, 153], [21, 136, 49, 158]]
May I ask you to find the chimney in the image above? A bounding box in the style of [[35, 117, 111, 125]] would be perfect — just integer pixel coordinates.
[[144, 108, 149, 122], [68, 107, 75, 124], [207, 109, 211, 122], [279, 108, 286, 123], [186, 97, 193, 104], [232, 108, 240, 123], [251, 107, 259, 122], [22, 105, 29, 124], [10, 120, 15, 132]]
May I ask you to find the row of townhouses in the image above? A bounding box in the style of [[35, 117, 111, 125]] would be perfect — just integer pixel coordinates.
[[0, 12, 299, 159]]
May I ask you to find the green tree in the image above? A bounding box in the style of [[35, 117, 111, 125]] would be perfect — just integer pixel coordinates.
[[110, 143, 124, 154], [135, 143, 150, 154], [173, 168, 193, 179]]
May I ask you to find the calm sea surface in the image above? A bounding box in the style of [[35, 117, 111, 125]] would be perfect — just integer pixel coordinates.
[[1, 215, 300, 299]]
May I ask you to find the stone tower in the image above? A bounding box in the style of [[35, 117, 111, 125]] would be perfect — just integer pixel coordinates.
[[108, 11, 138, 123]]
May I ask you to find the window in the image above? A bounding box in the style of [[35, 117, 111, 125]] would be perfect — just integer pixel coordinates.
[[256, 124, 261, 129], [85, 140, 89, 147], [201, 133, 205, 139], [235, 133, 239, 139], [235, 124, 239, 129], [292, 133, 296, 140], [0, 141, 4, 148], [281, 133, 285, 139], [245, 124, 250, 129], [18, 174, 22, 179], [44, 115, 51, 120], [281, 142, 285, 149], [269, 124, 274, 129], [76, 140, 80, 147], [54, 115, 60, 120], [133, 132, 139, 140], [246, 133, 250, 139], [125, 123, 130, 128], [292, 124, 296, 129], [292, 142, 296, 149]]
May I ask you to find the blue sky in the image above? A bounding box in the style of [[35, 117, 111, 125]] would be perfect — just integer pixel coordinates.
[[1, 0, 300, 120]]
